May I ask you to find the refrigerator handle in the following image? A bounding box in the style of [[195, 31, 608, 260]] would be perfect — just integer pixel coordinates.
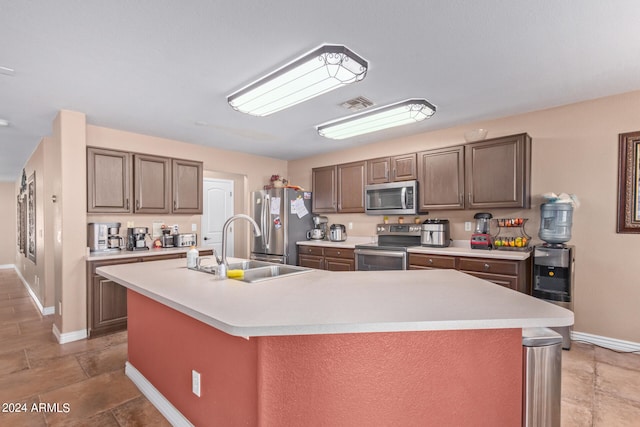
[[264, 195, 271, 249]]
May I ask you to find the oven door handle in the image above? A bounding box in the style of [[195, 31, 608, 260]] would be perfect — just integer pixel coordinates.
[[354, 249, 407, 258]]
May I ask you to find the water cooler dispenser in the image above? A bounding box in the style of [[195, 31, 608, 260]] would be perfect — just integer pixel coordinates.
[[533, 202, 575, 350]]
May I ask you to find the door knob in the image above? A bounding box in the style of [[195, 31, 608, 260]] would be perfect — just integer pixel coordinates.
[[204, 237, 210, 241]]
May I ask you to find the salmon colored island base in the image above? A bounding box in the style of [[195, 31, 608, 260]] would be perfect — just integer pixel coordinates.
[[127, 290, 523, 426]]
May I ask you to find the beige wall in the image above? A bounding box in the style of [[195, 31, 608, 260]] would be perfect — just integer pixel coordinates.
[[0, 182, 16, 266], [289, 90, 640, 344]]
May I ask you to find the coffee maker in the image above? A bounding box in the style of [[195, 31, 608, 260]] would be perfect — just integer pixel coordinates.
[[127, 227, 150, 251], [470, 212, 493, 249], [307, 215, 328, 240], [88, 222, 124, 252]]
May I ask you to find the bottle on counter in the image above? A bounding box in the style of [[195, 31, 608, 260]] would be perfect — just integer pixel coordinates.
[[186, 246, 199, 269]]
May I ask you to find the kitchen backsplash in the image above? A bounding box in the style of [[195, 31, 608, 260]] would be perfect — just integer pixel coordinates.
[[87, 213, 201, 239], [320, 207, 544, 243]]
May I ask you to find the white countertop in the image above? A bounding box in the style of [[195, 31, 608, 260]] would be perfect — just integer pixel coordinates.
[[97, 258, 572, 338], [408, 241, 531, 260], [86, 246, 212, 261], [296, 236, 375, 248]]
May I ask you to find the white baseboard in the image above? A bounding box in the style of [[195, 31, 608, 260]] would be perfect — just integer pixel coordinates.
[[14, 265, 55, 315], [572, 331, 640, 353], [52, 323, 88, 344], [125, 362, 194, 427], [0, 264, 15, 269]]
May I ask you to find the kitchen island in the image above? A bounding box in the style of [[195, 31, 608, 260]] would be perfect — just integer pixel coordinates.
[[98, 258, 573, 426]]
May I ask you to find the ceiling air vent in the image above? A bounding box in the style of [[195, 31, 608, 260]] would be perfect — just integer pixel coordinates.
[[340, 96, 374, 112]]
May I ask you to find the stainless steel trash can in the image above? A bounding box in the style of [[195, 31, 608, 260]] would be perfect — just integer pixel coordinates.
[[522, 327, 562, 427]]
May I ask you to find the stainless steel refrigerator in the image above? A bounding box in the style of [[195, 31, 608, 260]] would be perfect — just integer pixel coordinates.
[[250, 188, 313, 265]]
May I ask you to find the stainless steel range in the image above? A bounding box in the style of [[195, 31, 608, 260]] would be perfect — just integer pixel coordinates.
[[354, 224, 422, 271]]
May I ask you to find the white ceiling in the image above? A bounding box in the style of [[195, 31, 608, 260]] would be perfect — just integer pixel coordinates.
[[2, 0, 640, 181]]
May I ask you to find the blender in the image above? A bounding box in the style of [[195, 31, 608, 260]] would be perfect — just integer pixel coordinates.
[[470, 212, 493, 249]]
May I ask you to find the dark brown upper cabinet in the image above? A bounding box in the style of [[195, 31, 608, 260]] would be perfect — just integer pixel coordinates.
[[417, 146, 465, 211], [87, 147, 132, 213], [133, 154, 171, 214], [312, 161, 366, 214], [367, 154, 417, 184], [172, 159, 203, 214], [312, 165, 337, 213], [465, 133, 531, 209], [337, 161, 366, 213]]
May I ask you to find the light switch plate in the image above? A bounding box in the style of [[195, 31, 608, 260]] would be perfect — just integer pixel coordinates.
[[192, 223, 197, 231], [465, 222, 472, 231], [192, 370, 201, 397]]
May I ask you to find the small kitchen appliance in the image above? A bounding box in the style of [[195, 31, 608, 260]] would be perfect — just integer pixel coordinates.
[[364, 180, 418, 216], [160, 229, 174, 248], [470, 212, 493, 249], [88, 222, 123, 252], [354, 223, 422, 271], [329, 224, 347, 242], [308, 215, 328, 240], [421, 219, 450, 248], [126, 227, 149, 251], [175, 233, 197, 247]]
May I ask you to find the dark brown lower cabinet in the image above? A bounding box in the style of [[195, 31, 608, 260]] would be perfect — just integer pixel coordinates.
[[408, 253, 530, 294], [87, 250, 213, 337], [297, 245, 355, 271]]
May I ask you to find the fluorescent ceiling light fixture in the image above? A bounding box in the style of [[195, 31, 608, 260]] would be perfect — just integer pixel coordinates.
[[0, 119, 9, 127], [227, 44, 368, 116], [317, 98, 436, 140]]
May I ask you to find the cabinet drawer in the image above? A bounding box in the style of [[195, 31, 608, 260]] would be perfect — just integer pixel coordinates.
[[458, 257, 518, 275], [409, 253, 456, 269], [299, 246, 324, 256], [323, 247, 354, 259], [462, 271, 519, 291]]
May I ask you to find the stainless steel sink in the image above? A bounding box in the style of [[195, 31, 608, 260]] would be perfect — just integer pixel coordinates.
[[226, 260, 272, 270], [235, 264, 311, 283], [191, 260, 311, 283]]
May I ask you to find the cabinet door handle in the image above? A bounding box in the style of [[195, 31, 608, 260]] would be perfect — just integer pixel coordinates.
[[393, 168, 397, 180], [468, 193, 472, 205], [136, 200, 140, 210], [483, 263, 490, 271], [459, 193, 463, 206], [126, 199, 129, 210], [174, 200, 177, 210], [428, 258, 433, 264]]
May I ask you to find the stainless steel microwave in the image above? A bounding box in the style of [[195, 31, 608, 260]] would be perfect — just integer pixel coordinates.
[[364, 180, 418, 215]]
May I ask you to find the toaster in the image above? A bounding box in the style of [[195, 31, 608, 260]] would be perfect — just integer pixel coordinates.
[[175, 233, 197, 247]]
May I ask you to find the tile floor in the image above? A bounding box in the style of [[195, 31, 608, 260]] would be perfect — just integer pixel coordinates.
[[0, 268, 170, 426], [1, 267, 639, 426]]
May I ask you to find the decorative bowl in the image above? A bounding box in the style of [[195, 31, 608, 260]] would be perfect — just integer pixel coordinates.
[[464, 128, 488, 142]]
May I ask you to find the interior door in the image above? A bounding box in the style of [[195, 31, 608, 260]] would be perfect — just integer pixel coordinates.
[[201, 179, 234, 256]]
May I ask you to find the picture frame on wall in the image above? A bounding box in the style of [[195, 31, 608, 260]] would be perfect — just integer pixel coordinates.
[[617, 130, 640, 233], [27, 172, 36, 262]]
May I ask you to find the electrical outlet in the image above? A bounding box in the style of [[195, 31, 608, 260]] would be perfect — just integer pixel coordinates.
[[348, 222, 353, 230], [192, 223, 197, 232], [465, 222, 472, 231], [192, 370, 201, 397], [127, 221, 134, 228]]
